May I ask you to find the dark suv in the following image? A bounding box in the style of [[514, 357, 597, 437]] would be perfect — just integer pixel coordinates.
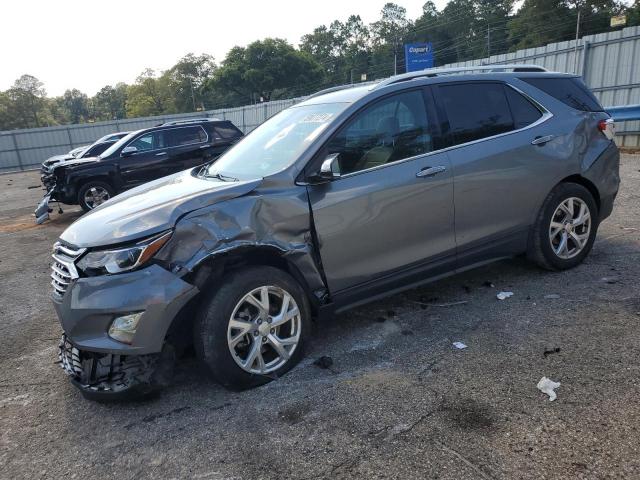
[[35, 119, 243, 222], [51, 65, 619, 400]]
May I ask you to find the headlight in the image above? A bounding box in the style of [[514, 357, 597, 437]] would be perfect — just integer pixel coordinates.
[[77, 231, 171, 275]]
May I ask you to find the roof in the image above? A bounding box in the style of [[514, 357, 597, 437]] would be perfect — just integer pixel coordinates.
[[301, 64, 559, 106]]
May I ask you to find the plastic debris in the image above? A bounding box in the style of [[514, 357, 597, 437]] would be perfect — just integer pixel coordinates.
[[496, 291, 513, 300], [544, 294, 560, 299], [452, 341, 468, 349], [537, 376, 561, 401], [543, 347, 561, 357]]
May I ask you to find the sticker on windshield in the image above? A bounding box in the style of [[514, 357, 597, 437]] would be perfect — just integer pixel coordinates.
[[300, 113, 334, 123]]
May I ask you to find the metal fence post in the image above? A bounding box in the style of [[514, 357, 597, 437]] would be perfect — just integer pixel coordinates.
[[65, 127, 74, 149], [242, 107, 246, 133], [10, 133, 24, 171], [580, 40, 590, 82]]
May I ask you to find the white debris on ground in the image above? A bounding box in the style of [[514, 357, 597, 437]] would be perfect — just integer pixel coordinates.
[[497, 291, 514, 300], [544, 294, 561, 299], [452, 341, 468, 349], [537, 376, 561, 401]]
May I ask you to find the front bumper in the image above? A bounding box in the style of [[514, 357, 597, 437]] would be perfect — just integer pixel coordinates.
[[53, 264, 198, 355], [58, 334, 169, 400]]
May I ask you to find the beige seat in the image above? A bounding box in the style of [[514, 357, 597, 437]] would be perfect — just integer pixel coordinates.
[[356, 116, 399, 171]]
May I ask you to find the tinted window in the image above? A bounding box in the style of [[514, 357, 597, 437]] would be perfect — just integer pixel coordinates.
[[326, 90, 433, 175], [213, 123, 243, 140], [82, 142, 111, 157], [128, 131, 166, 152], [522, 77, 603, 112], [505, 87, 543, 129], [169, 126, 207, 147], [439, 83, 514, 145]]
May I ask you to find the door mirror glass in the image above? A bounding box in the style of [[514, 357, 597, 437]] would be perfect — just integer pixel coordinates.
[[121, 146, 138, 156]]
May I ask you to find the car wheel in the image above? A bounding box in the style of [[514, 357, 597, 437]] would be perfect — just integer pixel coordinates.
[[528, 182, 599, 270], [78, 181, 115, 212], [194, 266, 311, 390]]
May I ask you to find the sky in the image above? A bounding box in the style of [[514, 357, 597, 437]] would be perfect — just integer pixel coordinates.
[[1, 0, 446, 97]]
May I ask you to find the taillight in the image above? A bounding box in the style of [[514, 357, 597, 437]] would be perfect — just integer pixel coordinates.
[[598, 118, 616, 140]]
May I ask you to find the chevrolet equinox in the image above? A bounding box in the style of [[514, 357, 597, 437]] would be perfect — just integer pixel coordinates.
[[52, 65, 620, 400]]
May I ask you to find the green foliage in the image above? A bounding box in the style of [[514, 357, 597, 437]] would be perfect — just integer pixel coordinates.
[[1, 0, 638, 130], [125, 69, 175, 118], [207, 38, 324, 103]]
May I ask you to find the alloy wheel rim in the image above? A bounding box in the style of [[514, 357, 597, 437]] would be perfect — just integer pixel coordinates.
[[549, 197, 591, 259], [227, 285, 301, 374], [84, 186, 110, 209]]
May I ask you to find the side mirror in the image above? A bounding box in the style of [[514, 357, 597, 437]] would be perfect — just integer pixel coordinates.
[[121, 146, 138, 156], [308, 153, 341, 184]]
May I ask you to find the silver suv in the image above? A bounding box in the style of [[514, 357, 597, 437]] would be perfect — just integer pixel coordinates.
[[52, 65, 619, 400]]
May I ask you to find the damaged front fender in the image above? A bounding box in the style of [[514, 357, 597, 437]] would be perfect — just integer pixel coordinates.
[[156, 184, 329, 303]]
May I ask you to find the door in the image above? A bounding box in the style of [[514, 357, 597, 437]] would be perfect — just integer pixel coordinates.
[[165, 126, 210, 173], [307, 89, 455, 295], [119, 130, 169, 187], [433, 81, 558, 262]]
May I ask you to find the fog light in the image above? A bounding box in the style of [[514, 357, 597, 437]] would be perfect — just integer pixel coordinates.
[[108, 312, 143, 344]]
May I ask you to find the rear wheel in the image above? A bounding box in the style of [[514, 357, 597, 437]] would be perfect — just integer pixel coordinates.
[[528, 182, 598, 270], [78, 181, 115, 212], [194, 266, 310, 390]]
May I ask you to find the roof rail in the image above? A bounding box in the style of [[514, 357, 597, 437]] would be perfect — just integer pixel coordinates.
[[161, 117, 221, 126], [307, 84, 362, 100], [372, 64, 548, 90]]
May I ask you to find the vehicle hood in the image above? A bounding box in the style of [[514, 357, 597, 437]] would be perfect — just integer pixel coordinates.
[[45, 156, 100, 172], [60, 169, 262, 248]]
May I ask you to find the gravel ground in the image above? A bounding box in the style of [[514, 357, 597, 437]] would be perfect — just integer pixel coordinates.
[[1, 157, 639, 480]]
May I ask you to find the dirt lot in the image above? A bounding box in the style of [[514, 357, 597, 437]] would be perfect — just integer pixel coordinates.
[[1, 158, 639, 480]]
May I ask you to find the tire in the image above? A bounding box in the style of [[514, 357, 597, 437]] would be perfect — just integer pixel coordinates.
[[77, 181, 115, 212], [194, 266, 311, 390], [528, 182, 599, 270]]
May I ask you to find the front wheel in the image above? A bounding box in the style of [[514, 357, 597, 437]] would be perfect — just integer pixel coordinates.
[[77, 181, 115, 212], [528, 182, 599, 270], [194, 266, 311, 390]]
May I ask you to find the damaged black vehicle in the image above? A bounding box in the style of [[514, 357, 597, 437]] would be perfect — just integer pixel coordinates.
[[35, 119, 243, 223], [51, 66, 619, 400]]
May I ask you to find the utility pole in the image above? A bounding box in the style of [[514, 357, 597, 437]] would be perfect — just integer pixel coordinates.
[[487, 24, 491, 58], [393, 34, 398, 76], [189, 78, 197, 111], [573, 10, 581, 74]]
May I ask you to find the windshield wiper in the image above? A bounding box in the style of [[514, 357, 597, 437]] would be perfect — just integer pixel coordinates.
[[203, 171, 239, 182]]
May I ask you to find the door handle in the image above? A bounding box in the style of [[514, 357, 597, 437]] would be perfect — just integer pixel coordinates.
[[155, 151, 167, 156], [531, 135, 555, 145], [416, 165, 446, 178]]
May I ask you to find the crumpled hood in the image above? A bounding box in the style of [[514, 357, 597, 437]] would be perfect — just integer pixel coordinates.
[[46, 156, 100, 171], [43, 153, 74, 167], [60, 169, 262, 248]]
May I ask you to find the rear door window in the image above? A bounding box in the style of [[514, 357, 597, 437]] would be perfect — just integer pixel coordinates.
[[438, 83, 514, 145], [169, 126, 207, 147], [521, 77, 603, 112]]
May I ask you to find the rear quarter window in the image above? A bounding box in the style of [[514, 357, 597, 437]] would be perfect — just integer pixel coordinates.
[[522, 77, 603, 112], [213, 123, 243, 140]]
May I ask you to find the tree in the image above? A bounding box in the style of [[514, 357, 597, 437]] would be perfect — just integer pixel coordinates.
[[5, 74, 48, 128], [93, 84, 128, 120], [126, 69, 174, 117], [371, 3, 412, 76], [61, 89, 90, 124], [164, 53, 217, 112], [210, 38, 324, 103]]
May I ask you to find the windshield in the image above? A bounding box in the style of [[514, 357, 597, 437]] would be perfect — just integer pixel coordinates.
[[99, 131, 139, 158], [205, 102, 347, 180]]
